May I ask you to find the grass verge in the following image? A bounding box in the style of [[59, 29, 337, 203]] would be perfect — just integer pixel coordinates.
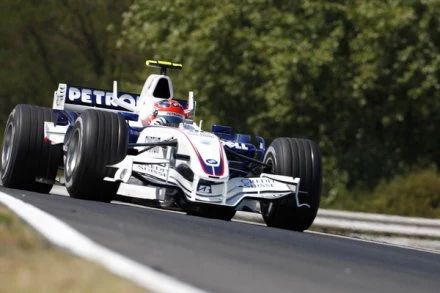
[[322, 168, 440, 219], [0, 204, 149, 293]]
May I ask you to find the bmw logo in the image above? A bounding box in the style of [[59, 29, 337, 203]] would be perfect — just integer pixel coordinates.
[[206, 159, 218, 165]]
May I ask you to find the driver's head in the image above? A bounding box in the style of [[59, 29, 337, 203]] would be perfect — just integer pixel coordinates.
[[147, 98, 185, 127]]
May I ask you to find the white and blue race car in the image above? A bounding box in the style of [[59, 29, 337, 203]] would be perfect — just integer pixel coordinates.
[[1, 60, 322, 231]]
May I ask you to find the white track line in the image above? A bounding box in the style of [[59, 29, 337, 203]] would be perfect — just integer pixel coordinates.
[[308, 230, 440, 255], [0, 191, 208, 293]]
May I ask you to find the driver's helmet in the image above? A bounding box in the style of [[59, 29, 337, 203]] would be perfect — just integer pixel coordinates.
[[146, 98, 185, 127]]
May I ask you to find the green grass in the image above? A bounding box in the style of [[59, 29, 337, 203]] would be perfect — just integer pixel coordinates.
[[322, 168, 440, 219]]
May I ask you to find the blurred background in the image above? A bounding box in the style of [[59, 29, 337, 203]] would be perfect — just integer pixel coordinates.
[[1, 0, 439, 217]]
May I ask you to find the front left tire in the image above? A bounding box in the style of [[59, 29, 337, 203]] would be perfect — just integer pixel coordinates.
[[64, 110, 128, 202], [1, 104, 62, 193]]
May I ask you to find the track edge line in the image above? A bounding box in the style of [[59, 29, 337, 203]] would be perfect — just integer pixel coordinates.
[[0, 191, 208, 293]]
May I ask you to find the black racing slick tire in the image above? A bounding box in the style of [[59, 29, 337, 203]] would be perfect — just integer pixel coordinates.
[[260, 138, 322, 231], [65, 110, 128, 202], [1, 104, 62, 193]]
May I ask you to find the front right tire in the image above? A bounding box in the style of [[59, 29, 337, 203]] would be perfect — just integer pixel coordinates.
[[260, 138, 322, 231]]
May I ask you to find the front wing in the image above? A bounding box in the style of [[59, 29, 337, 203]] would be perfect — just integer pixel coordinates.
[[105, 155, 305, 209]]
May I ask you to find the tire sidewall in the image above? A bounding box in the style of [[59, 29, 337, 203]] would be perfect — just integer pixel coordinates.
[[1, 108, 19, 183]]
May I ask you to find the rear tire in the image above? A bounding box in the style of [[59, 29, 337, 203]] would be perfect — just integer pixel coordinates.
[[65, 110, 128, 202], [1, 104, 62, 193], [260, 138, 322, 231]]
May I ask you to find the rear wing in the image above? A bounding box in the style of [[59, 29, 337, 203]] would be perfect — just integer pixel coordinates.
[[53, 83, 140, 113], [53, 83, 189, 115]]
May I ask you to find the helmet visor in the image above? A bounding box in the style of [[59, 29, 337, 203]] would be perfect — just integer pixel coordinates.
[[156, 111, 184, 126]]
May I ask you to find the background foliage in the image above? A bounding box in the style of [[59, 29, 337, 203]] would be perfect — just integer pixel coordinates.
[[1, 0, 439, 216], [0, 0, 134, 117]]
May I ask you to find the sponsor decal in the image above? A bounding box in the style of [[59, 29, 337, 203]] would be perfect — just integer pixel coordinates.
[[205, 159, 218, 165], [240, 178, 275, 189], [54, 84, 67, 108], [222, 140, 249, 151], [197, 185, 212, 194], [66, 85, 139, 110], [135, 164, 167, 179], [143, 136, 162, 153], [200, 139, 212, 145], [145, 136, 161, 143], [187, 130, 215, 138]]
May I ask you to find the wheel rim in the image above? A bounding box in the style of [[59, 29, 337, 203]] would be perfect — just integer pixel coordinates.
[[1, 122, 15, 173], [261, 155, 275, 216], [65, 129, 81, 177]]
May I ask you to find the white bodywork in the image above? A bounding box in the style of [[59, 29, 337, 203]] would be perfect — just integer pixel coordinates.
[[104, 123, 300, 207]]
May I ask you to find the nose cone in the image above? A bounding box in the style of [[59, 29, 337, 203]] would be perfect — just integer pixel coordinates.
[[188, 133, 228, 178]]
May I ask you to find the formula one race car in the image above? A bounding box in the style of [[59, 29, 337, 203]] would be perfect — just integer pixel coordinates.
[[1, 60, 322, 231]]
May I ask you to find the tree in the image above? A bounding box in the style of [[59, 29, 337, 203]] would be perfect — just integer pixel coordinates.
[[122, 0, 440, 193], [0, 0, 135, 124]]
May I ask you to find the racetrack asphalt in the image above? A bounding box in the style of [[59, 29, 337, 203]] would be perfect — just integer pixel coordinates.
[[2, 186, 439, 293]]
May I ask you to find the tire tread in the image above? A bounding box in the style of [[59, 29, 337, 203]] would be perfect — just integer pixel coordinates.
[[65, 110, 128, 202], [1, 105, 61, 193]]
